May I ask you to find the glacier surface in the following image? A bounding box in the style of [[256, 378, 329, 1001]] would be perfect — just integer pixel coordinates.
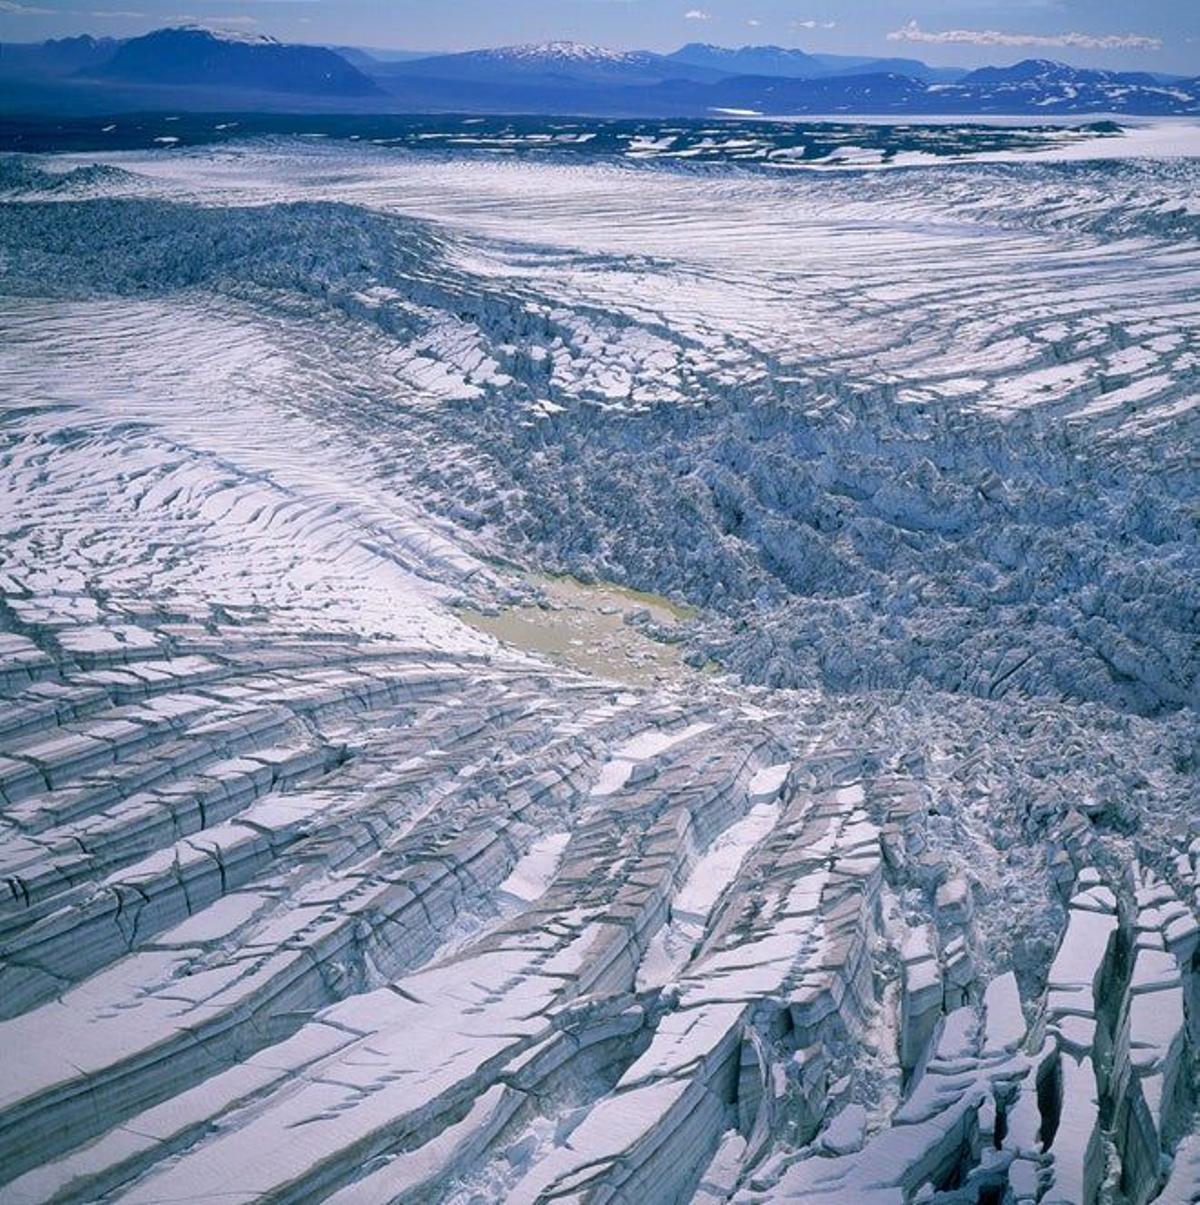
[[0, 138, 1197, 1204]]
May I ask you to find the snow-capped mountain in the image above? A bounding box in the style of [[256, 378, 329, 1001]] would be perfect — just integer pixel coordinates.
[[380, 40, 724, 85], [961, 58, 1158, 87], [930, 58, 1200, 115], [83, 25, 381, 96], [481, 40, 650, 64]]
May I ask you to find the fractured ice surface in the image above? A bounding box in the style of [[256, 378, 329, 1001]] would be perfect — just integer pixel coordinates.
[[0, 141, 1197, 1202]]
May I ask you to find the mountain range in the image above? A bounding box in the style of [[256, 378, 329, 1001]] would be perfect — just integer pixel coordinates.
[[0, 27, 1196, 116]]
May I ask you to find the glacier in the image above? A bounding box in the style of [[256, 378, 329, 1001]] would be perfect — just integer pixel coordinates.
[[0, 133, 1197, 1204]]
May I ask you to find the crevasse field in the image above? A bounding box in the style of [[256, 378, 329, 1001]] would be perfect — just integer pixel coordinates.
[[0, 126, 1197, 1204]]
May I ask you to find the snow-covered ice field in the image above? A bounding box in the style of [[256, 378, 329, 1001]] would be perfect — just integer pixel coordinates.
[[0, 132, 1197, 1203]]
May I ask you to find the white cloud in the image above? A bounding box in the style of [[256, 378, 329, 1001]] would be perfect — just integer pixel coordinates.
[[684, 8, 710, 20], [0, 0, 52, 13], [793, 19, 836, 31], [887, 20, 1162, 52], [746, 18, 760, 28]]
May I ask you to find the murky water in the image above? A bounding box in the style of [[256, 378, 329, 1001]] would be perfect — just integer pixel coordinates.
[[458, 574, 699, 687]]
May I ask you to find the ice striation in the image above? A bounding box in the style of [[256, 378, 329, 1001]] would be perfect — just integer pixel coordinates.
[[0, 138, 1197, 1202]]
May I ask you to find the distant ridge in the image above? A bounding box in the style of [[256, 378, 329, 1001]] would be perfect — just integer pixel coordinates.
[[961, 58, 1163, 88], [84, 26, 381, 96], [666, 42, 966, 83], [0, 34, 117, 77], [668, 41, 820, 75]]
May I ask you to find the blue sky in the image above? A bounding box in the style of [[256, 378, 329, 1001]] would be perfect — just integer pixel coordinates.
[[2, 0, 1197, 73]]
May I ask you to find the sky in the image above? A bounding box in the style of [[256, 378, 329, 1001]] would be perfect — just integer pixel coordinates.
[[1, 0, 1197, 74]]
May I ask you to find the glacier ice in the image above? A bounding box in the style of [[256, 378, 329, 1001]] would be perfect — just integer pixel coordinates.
[[0, 138, 1197, 1203]]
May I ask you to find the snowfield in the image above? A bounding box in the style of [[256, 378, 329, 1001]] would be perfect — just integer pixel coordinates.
[[0, 137, 1197, 1204]]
